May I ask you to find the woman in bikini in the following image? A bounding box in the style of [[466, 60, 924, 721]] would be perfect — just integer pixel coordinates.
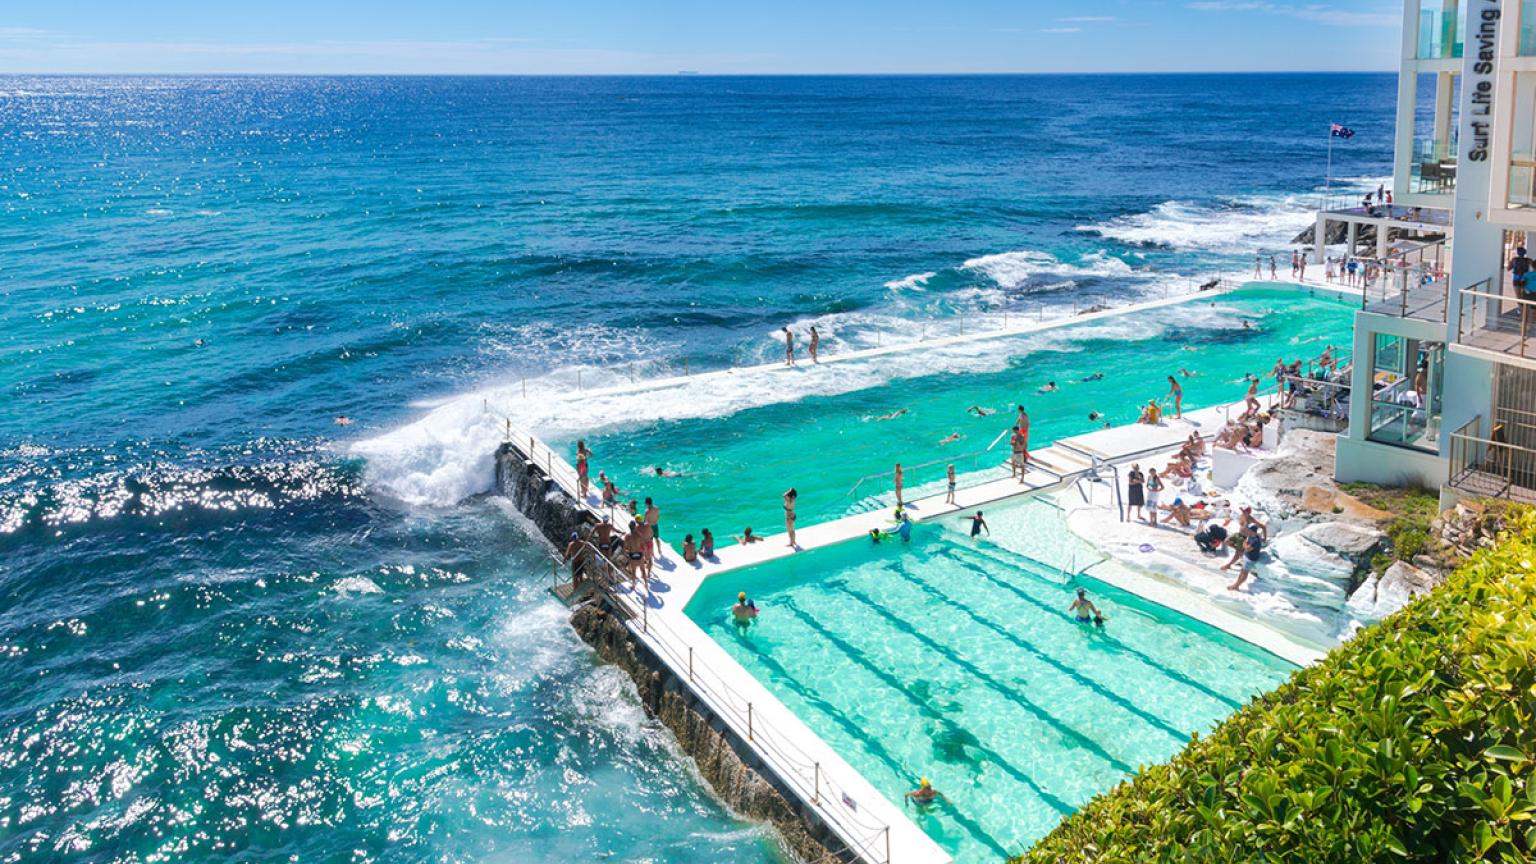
[[783, 488, 798, 548]]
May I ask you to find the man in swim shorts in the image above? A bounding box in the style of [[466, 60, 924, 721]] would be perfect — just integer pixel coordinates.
[[731, 591, 758, 628]]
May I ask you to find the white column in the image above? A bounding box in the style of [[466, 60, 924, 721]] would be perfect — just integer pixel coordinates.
[[1347, 220, 1359, 259], [1376, 217, 1391, 260], [1314, 212, 1328, 263]]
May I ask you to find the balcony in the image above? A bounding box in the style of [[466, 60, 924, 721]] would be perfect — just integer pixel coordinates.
[[1448, 417, 1536, 504], [1454, 280, 1536, 362]]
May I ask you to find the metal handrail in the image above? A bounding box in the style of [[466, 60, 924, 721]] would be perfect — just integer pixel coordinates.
[[1456, 279, 1535, 359], [527, 441, 898, 863]]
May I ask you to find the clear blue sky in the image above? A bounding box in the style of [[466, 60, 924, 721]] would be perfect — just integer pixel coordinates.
[[0, 1, 1402, 74]]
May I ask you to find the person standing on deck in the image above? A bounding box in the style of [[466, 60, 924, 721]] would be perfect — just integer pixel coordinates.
[[643, 497, 662, 558], [1243, 374, 1261, 418], [1015, 406, 1031, 482], [575, 440, 592, 500], [1126, 463, 1145, 521], [1166, 375, 1183, 419], [783, 488, 798, 548], [783, 327, 796, 367], [1253, 254, 1262, 278], [893, 463, 904, 506], [808, 326, 820, 363], [1009, 425, 1025, 479], [1298, 253, 1308, 281], [945, 464, 956, 505], [1290, 250, 1299, 278], [1144, 468, 1163, 526], [1510, 246, 1533, 299], [1268, 255, 1277, 280]]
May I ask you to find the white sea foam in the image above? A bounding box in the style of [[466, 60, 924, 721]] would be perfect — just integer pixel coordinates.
[[1077, 198, 1316, 253], [960, 249, 1135, 290], [354, 299, 1220, 507], [884, 271, 935, 291], [330, 576, 384, 596]]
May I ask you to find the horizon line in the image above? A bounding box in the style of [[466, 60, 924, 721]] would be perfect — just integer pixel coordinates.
[[0, 69, 1400, 77]]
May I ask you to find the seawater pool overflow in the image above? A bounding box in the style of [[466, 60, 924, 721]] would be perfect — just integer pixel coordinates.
[[489, 283, 1394, 863]]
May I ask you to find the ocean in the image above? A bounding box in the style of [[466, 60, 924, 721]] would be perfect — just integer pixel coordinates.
[[0, 74, 1392, 863]]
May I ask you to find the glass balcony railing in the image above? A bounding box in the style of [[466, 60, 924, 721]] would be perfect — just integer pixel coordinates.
[[1412, 138, 1457, 195], [1456, 278, 1536, 360], [1510, 154, 1536, 209]]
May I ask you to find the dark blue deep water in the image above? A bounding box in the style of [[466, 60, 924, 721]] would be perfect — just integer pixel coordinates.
[[0, 75, 1392, 863]]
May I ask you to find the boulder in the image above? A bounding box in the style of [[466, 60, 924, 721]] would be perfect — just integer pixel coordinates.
[[1298, 522, 1387, 566], [1346, 560, 1445, 624]]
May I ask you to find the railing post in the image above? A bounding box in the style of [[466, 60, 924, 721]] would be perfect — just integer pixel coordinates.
[[814, 762, 820, 804], [684, 356, 689, 376], [885, 826, 891, 864], [687, 646, 693, 682], [748, 703, 753, 741]]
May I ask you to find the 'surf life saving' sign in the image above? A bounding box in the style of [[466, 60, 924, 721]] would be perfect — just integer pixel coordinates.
[[1468, 0, 1501, 163]]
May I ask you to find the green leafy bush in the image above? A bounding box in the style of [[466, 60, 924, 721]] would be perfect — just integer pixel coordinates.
[[1016, 506, 1536, 864]]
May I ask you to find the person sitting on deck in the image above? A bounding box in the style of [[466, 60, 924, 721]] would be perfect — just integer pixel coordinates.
[[700, 528, 716, 558], [1161, 498, 1213, 530], [682, 534, 699, 565], [1138, 399, 1162, 425], [731, 591, 758, 629], [905, 778, 948, 809]]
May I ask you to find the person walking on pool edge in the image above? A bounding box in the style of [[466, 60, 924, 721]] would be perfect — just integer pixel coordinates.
[[808, 325, 820, 363], [782, 326, 796, 366], [1166, 375, 1183, 419], [945, 464, 956, 505], [894, 462, 904, 507], [783, 488, 798, 548]]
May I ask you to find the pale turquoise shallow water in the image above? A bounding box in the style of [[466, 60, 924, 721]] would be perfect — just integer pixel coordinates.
[[568, 285, 1358, 542], [686, 498, 1296, 863]]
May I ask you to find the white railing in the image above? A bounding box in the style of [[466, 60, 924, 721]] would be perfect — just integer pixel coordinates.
[[1456, 279, 1536, 359], [522, 433, 899, 864]]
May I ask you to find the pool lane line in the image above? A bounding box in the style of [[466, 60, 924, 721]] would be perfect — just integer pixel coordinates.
[[830, 582, 1137, 776], [703, 617, 1014, 860], [778, 596, 1078, 824], [939, 543, 1246, 711], [875, 556, 1193, 746]]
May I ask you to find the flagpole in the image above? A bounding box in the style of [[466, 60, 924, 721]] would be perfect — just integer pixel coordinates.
[[1325, 124, 1334, 208]]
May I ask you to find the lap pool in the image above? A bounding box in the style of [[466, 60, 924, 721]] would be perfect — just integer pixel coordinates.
[[684, 498, 1295, 862]]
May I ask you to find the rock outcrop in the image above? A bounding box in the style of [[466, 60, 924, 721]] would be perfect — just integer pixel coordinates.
[[1346, 560, 1445, 624], [570, 602, 847, 864], [1238, 430, 1392, 528]]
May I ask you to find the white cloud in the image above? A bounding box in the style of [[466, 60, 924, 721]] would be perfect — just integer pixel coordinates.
[[1041, 27, 1084, 33]]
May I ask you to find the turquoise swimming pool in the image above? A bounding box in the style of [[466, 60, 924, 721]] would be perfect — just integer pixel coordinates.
[[685, 498, 1294, 862], [569, 286, 1356, 543]]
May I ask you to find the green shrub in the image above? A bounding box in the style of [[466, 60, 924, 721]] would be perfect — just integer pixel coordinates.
[[1390, 525, 1429, 562], [1015, 506, 1536, 864]]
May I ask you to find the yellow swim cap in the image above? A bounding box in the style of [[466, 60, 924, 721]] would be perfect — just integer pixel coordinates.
[[920, 777, 930, 788], [738, 591, 747, 601]]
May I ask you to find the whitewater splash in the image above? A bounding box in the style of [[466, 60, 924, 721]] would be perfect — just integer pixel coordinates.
[[354, 299, 1249, 507], [884, 271, 935, 291], [1078, 178, 1392, 254]]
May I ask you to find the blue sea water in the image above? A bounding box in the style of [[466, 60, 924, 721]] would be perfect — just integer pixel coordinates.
[[0, 74, 1393, 863]]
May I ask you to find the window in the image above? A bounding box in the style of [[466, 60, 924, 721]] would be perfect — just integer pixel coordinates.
[[1410, 71, 1460, 196], [1417, 0, 1464, 59], [1367, 333, 1444, 451]]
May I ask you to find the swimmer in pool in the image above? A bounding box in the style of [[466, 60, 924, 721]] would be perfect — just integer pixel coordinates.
[[872, 408, 909, 422], [966, 405, 994, 417], [651, 466, 686, 478], [905, 778, 948, 808], [1080, 372, 1104, 382], [1087, 411, 1110, 428], [1037, 381, 1059, 394], [1177, 368, 1199, 378], [963, 510, 989, 538], [334, 415, 353, 426], [736, 527, 763, 544], [938, 432, 961, 445], [1068, 588, 1102, 624], [731, 592, 758, 627]]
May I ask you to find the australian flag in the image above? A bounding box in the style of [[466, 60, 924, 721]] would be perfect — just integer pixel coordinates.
[[1330, 123, 1356, 139]]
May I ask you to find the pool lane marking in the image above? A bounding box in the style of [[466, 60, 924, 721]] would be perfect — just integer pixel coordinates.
[[778, 597, 1078, 822], [704, 615, 1016, 860], [940, 543, 1247, 711], [821, 581, 1136, 777], [875, 555, 1193, 746]]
